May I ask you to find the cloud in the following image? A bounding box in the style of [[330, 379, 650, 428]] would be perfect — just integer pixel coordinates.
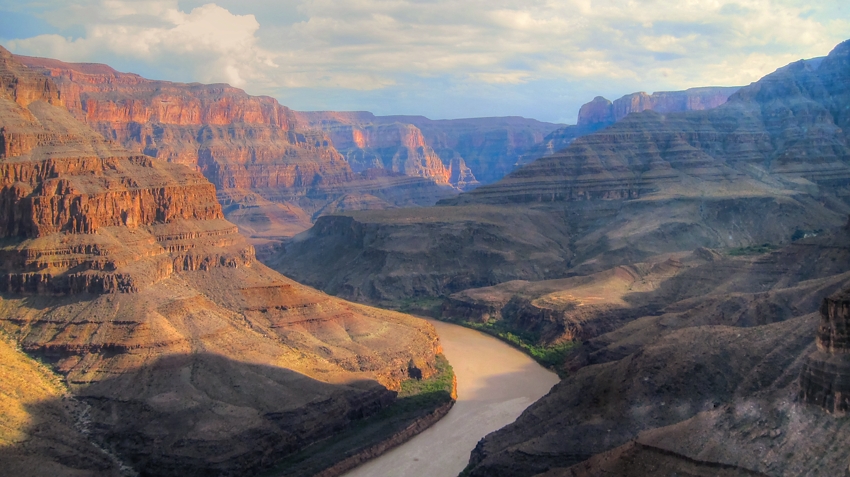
[[1, 0, 847, 121], [7, 1, 273, 88]]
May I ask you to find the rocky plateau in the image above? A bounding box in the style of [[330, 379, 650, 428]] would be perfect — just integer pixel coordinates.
[[518, 86, 741, 166]]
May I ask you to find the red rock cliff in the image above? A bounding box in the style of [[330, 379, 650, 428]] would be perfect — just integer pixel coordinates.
[[0, 46, 444, 476], [14, 54, 355, 195], [296, 112, 562, 186]]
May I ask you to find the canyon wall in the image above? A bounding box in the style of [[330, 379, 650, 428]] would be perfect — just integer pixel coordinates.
[[0, 46, 443, 476], [518, 86, 740, 166], [799, 288, 850, 414], [295, 111, 563, 186], [577, 86, 741, 127], [275, 42, 850, 307], [292, 112, 453, 185], [460, 215, 850, 477], [14, 56, 455, 243], [453, 53, 848, 206]]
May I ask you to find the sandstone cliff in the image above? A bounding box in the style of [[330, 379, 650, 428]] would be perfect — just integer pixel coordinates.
[[292, 114, 453, 184], [14, 55, 456, 244], [295, 111, 562, 186], [0, 47, 443, 476], [581, 86, 741, 126]]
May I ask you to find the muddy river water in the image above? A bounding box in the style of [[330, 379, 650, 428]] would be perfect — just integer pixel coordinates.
[[343, 319, 560, 477]]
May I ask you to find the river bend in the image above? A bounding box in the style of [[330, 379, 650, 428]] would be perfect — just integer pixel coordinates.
[[343, 319, 560, 477]]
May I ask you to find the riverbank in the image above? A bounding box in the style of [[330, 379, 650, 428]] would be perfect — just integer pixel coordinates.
[[343, 319, 560, 477], [263, 355, 457, 477], [266, 355, 456, 477], [394, 299, 574, 377]]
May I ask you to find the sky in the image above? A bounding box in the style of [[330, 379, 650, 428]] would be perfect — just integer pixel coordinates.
[[0, 1, 847, 123]]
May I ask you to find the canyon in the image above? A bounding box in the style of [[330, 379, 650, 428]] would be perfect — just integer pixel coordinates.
[[0, 46, 448, 477], [277, 43, 850, 304], [2, 28, 849, 477], [14, 53, 741, 256], [295, 112, 563, 186], [12, 55, 458, 249], [275, 40, 850, 476]]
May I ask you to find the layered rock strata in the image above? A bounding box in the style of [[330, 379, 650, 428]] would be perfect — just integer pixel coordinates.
[[518, 86, 740, 166], [455, 46, 850, 205], [294, 116, 453, 184], [462, 238, 850, 476], [0, 46, 442, 476], [578, 87, 741, 127], [799, 289, 850, 414], [14, 55, 456, 242], [277, 42, 850, 305], [295, 111, 562, 185]]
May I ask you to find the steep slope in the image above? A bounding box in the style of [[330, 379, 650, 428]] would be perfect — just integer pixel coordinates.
[[292, 112, 453, 185], [518, 86, 740, 166], [462, 227, 850, 476], [268, 205, 574, 305], [464, 315, 818, 476], [464, 313, 823, 476], [295, 112, 563, 186], [14, 55, 456, 244], [0, 46, 442, 476], [272, 41, 850, 305], [0, 335, 123, 477], [457, 41, 850, 476], [455, 49, 849, 205]]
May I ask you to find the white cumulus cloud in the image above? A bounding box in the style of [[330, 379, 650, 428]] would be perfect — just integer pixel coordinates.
[[1, 0, 847, 120]]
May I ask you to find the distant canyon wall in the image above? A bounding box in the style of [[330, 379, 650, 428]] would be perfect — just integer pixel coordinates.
[[14, 53, 741, 243], [519, 86, 741, 165], [295, 112, 563, 187], [14, 55, 354, 196], [577, 87, 742, 127]]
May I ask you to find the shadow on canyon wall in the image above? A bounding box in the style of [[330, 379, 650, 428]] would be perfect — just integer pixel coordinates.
[[0, 351, 444, 477]]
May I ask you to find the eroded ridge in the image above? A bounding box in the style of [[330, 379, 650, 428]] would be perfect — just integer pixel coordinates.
[[800, 289, 850, 414]]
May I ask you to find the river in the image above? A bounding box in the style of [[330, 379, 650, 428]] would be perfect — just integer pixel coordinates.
[[343, 319, 560, 477]]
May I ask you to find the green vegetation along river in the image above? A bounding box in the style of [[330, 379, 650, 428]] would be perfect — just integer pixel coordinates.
[[343, 319, 560, 477]]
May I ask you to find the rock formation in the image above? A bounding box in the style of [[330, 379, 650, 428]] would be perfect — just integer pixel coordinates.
[[295, 111, 562, 186], [267, 205, 575, 305], [14, 55, 456, 244], [273, 42, 850, 314], [799, 289, 850, 414], [576, 96, 615, 126], [458, 42, 850, 477], [294, 115, 453, 184], [0, 46, 443, 476], [459, 224, 850, 476], [518, 86, 740, 166], [585, 86, 741, 126]]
